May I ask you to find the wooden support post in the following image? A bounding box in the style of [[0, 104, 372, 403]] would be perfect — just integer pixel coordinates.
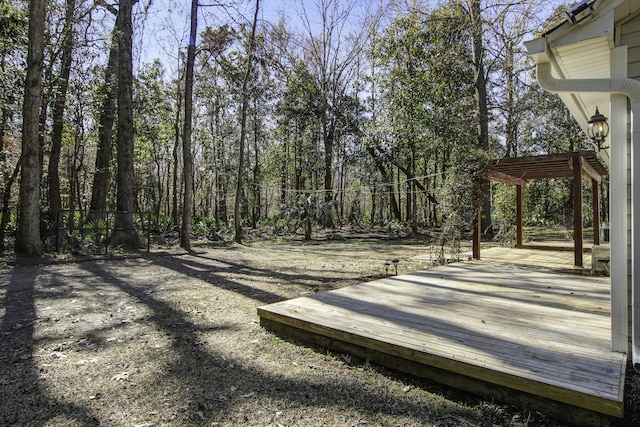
[[516, 184, 523, 249], [592, 177, 600, 246], [572, 154, 583, 267], [472, 206, 481, 260]]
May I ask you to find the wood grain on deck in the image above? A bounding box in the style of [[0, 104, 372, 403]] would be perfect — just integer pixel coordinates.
[[259, 249, 624, 418]]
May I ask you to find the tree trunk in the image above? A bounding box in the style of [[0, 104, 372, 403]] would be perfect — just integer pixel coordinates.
[[410, 149, 417, 233], [370, 185, 376, 225], [503, 40, 517, 158], [251, 108, 260, 228], [180, 0, 198, 250], [49, 0, 76, 228], [38, 59, 54, 192], [172, 77, 182, 227], [0, 158, 21, 250], [0, 55, 17, 249], [366, 145, 401, 221], [322, 119, 335, 227], [155, 158, 162, 217], [112, 0, 138, 249], [89, 8, 119, 220], [469, 0, 493, 238], [234, 0, 260, 243], [16, 0, 46, 256]]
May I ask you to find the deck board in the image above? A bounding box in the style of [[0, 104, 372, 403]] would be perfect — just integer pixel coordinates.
[[258, 248, 626, 421]]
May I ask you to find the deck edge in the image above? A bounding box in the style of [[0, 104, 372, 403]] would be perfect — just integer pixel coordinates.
[[257, 305, 624, 422]]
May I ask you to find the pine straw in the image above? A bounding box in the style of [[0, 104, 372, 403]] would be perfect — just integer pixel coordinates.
[[1, 236, 566, 426]]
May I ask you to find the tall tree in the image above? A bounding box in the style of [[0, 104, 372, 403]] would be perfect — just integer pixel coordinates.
[[180, 0, 198, 251], [466, 0, 493, 238], [299, 0, 377, 226], [486, 0, 543, 158], [198, 25, 234, 228], [371, 12, 432, 230], [0, 0, 26, 148], [48, 0, 77, 229], [369, 2, 475, 229], [16, 0, 46, 256], [0, 0, 27, 249], [112, 0, 138, 249], [234, 0, 260, 243], [88, 1, 119, 220], [171, 73, 182, 227], [134, 60, 173, 218]]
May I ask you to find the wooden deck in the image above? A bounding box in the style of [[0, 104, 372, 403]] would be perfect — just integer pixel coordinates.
[[258, 247, 626, 425]]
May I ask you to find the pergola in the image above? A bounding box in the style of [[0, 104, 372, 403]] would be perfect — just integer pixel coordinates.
[[473, 151, 608, 267]]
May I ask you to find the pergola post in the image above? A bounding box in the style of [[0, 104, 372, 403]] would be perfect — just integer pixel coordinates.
[[516, 184, 523, 248], [573, 154, 583, 268], [486, 152, 606, 269]]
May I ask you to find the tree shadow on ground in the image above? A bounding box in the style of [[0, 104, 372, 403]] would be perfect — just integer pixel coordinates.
[[0, 268, 100, 426], [152, 251, 341, 304], [72, 259, 477, 425]]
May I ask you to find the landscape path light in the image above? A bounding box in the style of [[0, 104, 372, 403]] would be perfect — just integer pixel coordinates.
[[392, 259, 399, 275]]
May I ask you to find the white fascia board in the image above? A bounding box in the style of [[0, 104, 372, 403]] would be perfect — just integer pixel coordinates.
[[524, 37, 548, 64], [548, 8, 616, 49]]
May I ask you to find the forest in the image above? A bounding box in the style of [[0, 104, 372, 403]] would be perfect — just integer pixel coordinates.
[[1, 0, 603, 256]]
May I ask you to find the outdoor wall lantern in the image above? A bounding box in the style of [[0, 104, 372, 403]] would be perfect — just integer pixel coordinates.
[[587, 106, 609, 150]]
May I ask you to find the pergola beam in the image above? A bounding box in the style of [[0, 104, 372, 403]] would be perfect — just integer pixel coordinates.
[[486, 170, 526, 186]]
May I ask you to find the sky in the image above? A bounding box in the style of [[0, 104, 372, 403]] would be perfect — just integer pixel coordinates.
[[134, 0, 419, 73], [135, 0, 337, 72], [133, 0, 567, 77]]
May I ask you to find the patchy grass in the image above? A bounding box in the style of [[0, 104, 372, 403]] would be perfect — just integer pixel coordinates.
[[0, 235, 580, 426], [523, 226, 595, 243]]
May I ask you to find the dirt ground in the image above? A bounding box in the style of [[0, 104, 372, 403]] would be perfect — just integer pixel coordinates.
[[0, 232, 570, 426]]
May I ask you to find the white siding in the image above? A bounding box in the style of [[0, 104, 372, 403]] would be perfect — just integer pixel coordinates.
[[620, 15, 640, 353], [621, 15, 640, 78]]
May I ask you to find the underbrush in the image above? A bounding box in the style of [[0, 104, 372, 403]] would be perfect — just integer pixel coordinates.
[[625, 365, 640, 425]]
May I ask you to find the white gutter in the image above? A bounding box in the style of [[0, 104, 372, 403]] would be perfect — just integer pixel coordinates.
[[536, 62, 640, 101], [536, 61, 640, 368]]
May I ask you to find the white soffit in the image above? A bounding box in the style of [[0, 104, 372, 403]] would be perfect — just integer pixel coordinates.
[[553, 36, 613, 79], [552, 36, 613, 158]]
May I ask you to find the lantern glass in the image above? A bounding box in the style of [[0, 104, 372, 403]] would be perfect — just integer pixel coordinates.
[[587, 107, 609, 149]]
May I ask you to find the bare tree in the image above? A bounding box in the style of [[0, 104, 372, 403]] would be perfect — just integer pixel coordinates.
[[298, 0, 381, 226], [485, 0, 543, 158], [16, 0, 46, 256]]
